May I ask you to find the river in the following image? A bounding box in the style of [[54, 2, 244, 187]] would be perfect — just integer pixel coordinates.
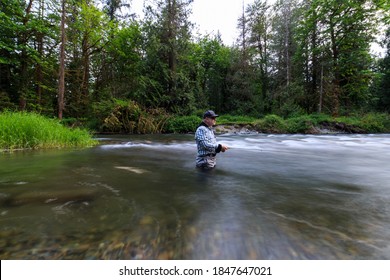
[[1, 133, 389, 259]]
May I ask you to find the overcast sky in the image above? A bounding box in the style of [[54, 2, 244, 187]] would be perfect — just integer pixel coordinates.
[[131, 0, 254, 46], [129, 0, 385, 55]]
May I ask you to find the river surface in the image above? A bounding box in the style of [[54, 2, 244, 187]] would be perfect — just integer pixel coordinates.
[[1, 133, 390, 259]]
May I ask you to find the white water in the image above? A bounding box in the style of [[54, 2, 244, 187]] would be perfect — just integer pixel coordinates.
[[100, 133, 390, 189]]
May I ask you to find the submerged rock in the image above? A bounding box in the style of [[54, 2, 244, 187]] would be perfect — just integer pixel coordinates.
[[0, 193, 9, 206], [115, 166, 149, 174], [8, 188, 97, 206]]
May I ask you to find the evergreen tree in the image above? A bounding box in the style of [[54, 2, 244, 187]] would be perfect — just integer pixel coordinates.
[[297, 0, 380, 115], [64, 0, 111, 118], [140, 0, 194, 113], [189, 36, 231, 113], [246, 0, 272, 114], [373, 27, 390, 112], [0, 0, 59, 113]]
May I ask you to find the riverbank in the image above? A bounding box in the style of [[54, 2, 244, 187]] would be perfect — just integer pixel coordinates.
[[164, 113, 390, 135], [89, 99, 390, 135], [0, 112, 98, 152], [214, 121, 373, 135], [1, 112, 389, 149]]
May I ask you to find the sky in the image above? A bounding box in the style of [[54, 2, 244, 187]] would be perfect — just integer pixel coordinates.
[[130, 0, 254, 46], [130, 0, 385, 55]]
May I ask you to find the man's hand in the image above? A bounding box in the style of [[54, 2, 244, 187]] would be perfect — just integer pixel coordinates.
[[221, 144, 229, 152]]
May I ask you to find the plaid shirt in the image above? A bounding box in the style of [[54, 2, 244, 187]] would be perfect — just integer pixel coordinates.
[[195, 123, 219, 157]]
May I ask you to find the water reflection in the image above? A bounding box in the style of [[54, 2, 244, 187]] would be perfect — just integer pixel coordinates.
[[0, 134, 390, 259]]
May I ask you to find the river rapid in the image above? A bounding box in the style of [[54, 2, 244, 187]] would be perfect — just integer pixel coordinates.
[[1, 133, 390, 259]]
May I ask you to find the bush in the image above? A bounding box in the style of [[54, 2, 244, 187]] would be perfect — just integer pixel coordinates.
[[92, 99, 169, 134], [217, 115, 257, 124], [164, 115, 201, 133], [253, 114, 287, 133], [285, 115, 315, 133], [308, 113, 332, 124], [358, 113, 388, 133], [335, 113, 389, 133]]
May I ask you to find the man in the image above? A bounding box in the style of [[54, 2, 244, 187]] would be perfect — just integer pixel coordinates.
[[195, 110, 228, 169]]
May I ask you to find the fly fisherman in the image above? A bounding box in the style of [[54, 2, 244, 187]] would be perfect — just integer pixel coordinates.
[[195, 110, 229, 169]]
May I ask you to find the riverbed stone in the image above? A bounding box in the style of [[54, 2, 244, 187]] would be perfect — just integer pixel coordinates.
[[9, 188, 97, 206], [0, 193, 10, 206]]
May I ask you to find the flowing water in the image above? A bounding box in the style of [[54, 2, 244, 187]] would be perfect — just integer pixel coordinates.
[[1, 133, 390, 259]]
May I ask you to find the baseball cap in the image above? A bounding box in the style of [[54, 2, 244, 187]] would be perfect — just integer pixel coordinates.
[[203, 110, 219, 118]]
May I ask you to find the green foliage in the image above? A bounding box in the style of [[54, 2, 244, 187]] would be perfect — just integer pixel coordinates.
[[294, 0, 381, 115], [189, 37, 232, 112], [163, 115, 201, 133], [231, 113, 390, 134], [162, 114, 257, 134], [335, 113, 390, 133], [286, 115, 317, 134], [369, 27, 390, 112], [0, 0, 388, 126], [0, 111, 97, 151], [0, 92, 16, 111], [95, 22, 143, 102], [253, 115, 287, 133], [0, 0, 59, 112], [93, 99, 169, 134], [217, 115, 257, 125], [358, 114, 387, 132], [136, 0, 195, 114], [308, 113, 331, 123]]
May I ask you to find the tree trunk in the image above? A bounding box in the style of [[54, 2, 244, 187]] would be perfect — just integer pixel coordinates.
[[18, 0, 34, 111], [58, 0, 66, 120], [36, 0, 44, 108], [319, 64, 323, 113], [81, 34, 90, 113], [167, 0, 177, 97], [330, 23, 340, 117], [284, 2, 291, 87]]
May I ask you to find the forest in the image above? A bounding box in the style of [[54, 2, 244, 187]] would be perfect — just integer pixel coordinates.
[[1, 0, 390, 133]]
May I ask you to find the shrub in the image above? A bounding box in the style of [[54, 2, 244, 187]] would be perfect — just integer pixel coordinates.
[[358, 113, 388, 133], [164, 115, 201, 133], [286, 115, 316, 133], [217, 115, 257, 124], [334, 113, 390, 133], [253, 114, 287, 133], [93, 99, 169, 134]]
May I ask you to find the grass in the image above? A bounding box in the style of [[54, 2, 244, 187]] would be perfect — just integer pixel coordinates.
[[335, 113, 389, 133], [163, 115, 201, 133], [217, 115, 257, 125], [0, 111, 98, 151]]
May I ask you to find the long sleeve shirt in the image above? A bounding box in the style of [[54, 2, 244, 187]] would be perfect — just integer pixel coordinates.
[[195, 122, 221, 157]]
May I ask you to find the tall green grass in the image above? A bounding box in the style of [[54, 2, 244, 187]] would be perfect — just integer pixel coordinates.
[[0, 111, 98, 151]]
